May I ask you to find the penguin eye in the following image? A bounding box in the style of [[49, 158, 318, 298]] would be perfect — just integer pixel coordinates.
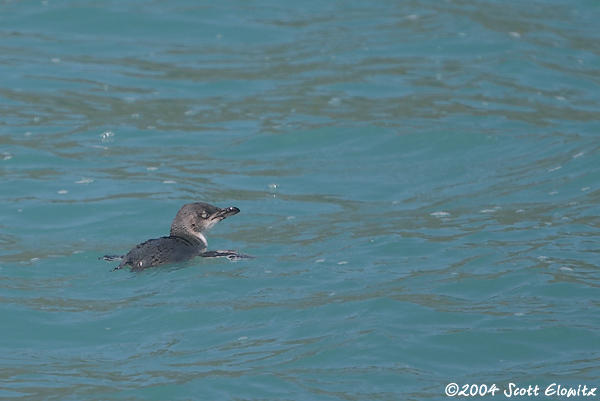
[[200, 212, 209, 219]]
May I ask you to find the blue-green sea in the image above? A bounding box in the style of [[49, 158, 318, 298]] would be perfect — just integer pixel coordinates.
[[1, 1, 599, 400]]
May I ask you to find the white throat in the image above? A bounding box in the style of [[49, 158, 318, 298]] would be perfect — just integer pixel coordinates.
[[194, 232, 208, 247]]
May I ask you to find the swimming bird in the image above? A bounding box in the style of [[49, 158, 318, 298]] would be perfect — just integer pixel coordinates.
[[110, 202, 248, 272]]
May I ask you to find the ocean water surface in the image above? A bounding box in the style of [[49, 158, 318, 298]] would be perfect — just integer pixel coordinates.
[[1, 1, 599, 400]]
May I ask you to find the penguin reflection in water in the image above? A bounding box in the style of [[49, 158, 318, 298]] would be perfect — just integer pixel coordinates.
[[104, 202, 252, 272]]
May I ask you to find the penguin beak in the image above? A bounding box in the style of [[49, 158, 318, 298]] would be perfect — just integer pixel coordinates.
[[213, 206, 240, 220]]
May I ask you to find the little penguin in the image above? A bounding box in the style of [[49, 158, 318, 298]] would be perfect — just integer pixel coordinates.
[[111, 202, 247, 272]]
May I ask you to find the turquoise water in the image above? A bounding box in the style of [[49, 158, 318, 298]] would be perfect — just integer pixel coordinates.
[[1, 1, 599, 400]]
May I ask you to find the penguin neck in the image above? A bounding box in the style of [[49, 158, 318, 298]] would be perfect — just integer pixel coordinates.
[[170, 227, 208, 248], [192, 231, 208, 247]]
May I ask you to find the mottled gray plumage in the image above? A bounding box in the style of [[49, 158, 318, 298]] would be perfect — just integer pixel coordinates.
[[114, 202, 240, 272]]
